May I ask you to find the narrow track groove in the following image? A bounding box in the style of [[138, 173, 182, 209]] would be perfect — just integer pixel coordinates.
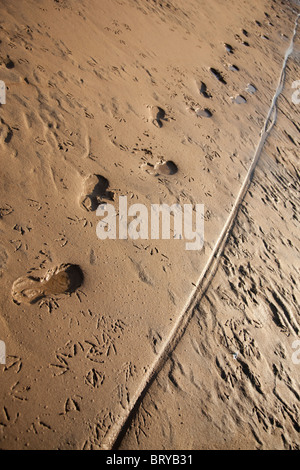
[[102, 13, 300, 451]]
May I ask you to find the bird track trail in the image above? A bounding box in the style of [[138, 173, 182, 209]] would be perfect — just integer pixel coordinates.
[[101, 12, 300, 450]]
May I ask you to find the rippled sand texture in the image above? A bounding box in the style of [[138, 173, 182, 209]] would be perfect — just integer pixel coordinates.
[[0, 0, 299, 450]]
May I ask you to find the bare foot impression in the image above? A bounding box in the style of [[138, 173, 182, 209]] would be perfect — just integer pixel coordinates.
[[234, 33, 250, 46], [148, 105, 168, 128], [231, 94, 247, 104], [12, 264, 84, 305], [80, 174, 114, 211], [228, 64, 239, 72], [246, 83, 257, 94], [195, 108, 213, 118], [224, 43, 234, 53], [199, 81, 212, 98], [210, 67, 227, 85], [0, 55, 15, 69], [154, 160, 178, 175]]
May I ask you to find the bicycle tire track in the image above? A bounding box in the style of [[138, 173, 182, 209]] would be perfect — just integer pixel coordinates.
[[100, 12, 300, 450]]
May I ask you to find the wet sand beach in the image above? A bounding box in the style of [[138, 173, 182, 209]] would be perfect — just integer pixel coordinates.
[[0, 0, 299, 450]]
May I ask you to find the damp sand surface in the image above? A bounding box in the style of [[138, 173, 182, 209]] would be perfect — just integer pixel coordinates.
[[0, 0, 299, 451]]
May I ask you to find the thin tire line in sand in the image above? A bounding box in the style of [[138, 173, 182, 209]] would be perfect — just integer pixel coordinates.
[[101, 13, 300, 450]]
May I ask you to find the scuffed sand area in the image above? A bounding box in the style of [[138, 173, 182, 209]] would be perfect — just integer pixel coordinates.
[[0, 0, 299, 450]]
